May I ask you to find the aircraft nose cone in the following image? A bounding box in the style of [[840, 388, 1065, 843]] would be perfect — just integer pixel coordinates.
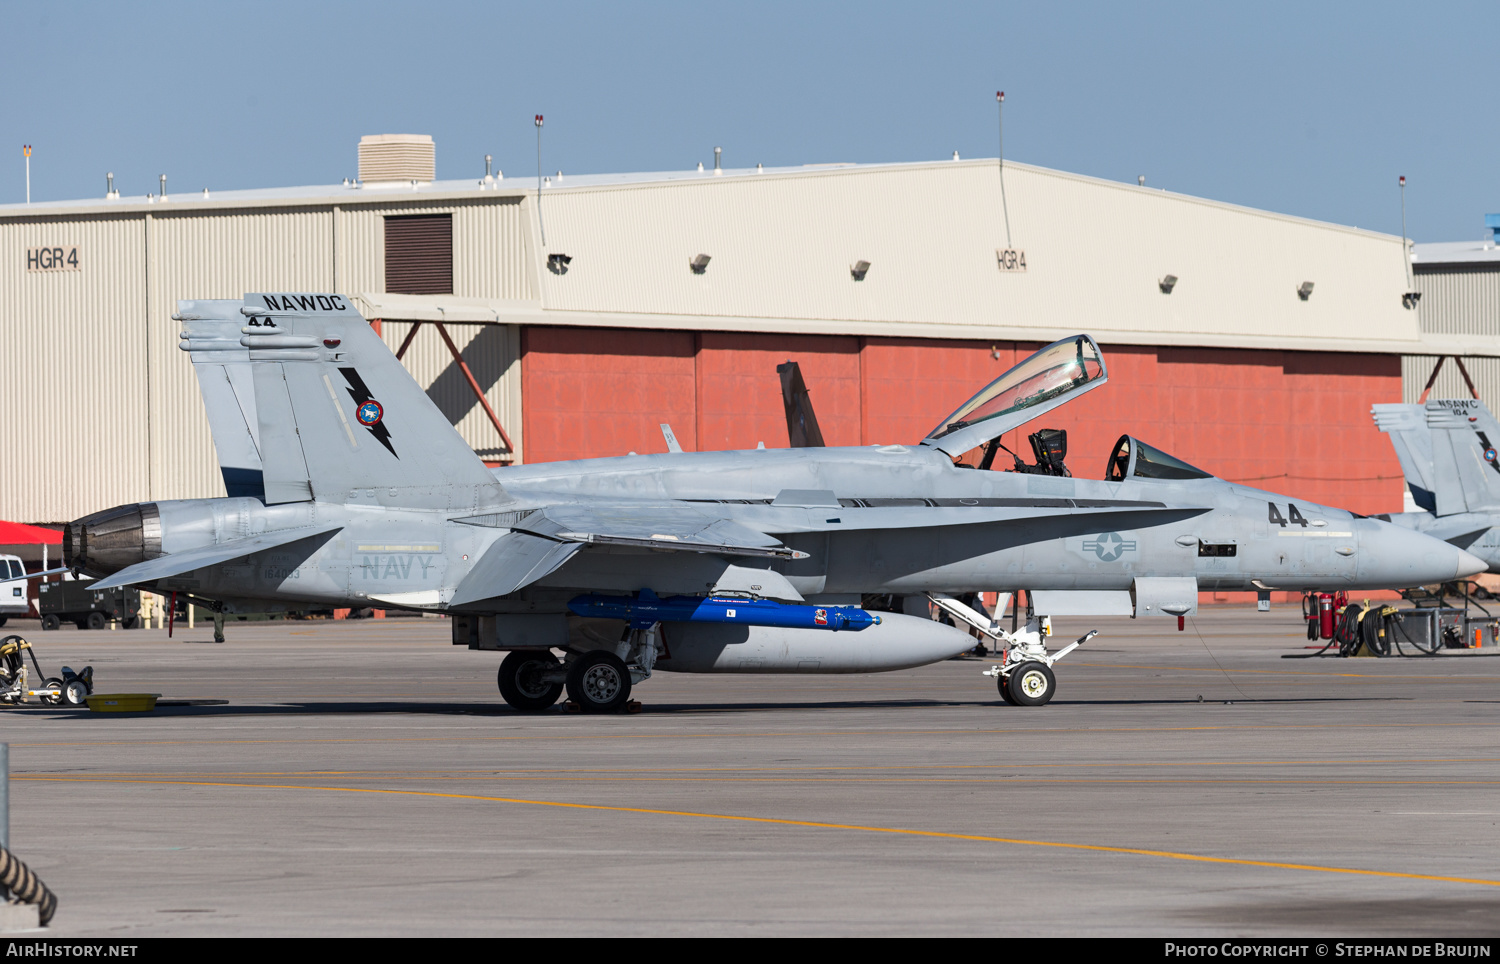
[[1456, 549, 1489, 579], [1357, 522, 1494, 588]]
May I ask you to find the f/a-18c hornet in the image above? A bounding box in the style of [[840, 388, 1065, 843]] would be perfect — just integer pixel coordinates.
[[63, 295, 1484, 710], [1374, 397, 1500, 572]]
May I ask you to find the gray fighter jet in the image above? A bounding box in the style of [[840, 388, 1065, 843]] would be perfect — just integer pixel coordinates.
[[1373, 398, 1500, 571], [63, 294, 1484, 711]]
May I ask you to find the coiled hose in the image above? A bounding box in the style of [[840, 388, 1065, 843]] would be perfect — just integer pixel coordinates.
[[0, 844, 56, 926], [1314, 603, 1441, 658]]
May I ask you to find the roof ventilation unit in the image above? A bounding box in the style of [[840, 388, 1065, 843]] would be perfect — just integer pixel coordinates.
[[359, 134, 435, 184]]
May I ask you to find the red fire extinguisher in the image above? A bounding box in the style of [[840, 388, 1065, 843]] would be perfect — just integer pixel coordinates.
[[1318, 593, 1335, 640]]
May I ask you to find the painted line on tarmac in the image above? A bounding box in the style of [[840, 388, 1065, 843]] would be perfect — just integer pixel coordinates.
[[18, 775, 1500, 890], [9, 718, 1500, 750], [26, 756, 1500, 778]]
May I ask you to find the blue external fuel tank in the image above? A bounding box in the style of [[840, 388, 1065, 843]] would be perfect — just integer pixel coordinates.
[[568, 590, 880, 631]]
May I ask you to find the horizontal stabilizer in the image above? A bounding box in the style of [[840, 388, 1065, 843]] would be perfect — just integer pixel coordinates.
[[89, 524, 344, 590], [449, 531, 583, 606]]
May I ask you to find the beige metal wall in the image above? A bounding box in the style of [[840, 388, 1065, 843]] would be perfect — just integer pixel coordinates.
[[377, 322, 523, 462], [335, 196, 534, 301], [1406, 268, 1500, 405], [534, 160, 1417, 348], [0, 195, 532, 521], [0, 214, 149, 522]]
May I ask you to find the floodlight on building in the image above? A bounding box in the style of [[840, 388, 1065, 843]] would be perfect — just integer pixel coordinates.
[[690, 253, 711, 274], [1403, 291, 1422, 309], [547, 253, 572, 275], [850, 260, 871, 281], [1159, 274, 1178, 294], [1297, 281, 1314, 301]]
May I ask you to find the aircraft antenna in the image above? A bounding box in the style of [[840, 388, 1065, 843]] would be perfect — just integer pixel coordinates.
[[1399, 175, 1413, 290], [535, 115, 546, 246], [996, 93, 1011, 248]]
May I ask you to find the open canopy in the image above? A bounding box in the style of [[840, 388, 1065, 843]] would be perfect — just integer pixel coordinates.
[[923, 335, 1107, 456]]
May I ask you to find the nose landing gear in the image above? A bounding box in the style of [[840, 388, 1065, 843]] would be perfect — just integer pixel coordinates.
[[925, 593, 1096, 707]]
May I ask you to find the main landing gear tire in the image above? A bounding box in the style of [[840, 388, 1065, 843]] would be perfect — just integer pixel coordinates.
[[1006, 661, 1055, 707], [497, 651, 564, 712], [565, 651, 632, 714]]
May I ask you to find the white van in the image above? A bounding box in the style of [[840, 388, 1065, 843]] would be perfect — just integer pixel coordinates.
[[0, 554, 27, 627]]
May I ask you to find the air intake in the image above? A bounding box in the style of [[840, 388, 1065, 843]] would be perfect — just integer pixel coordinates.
[[358, 134, 435, 183]]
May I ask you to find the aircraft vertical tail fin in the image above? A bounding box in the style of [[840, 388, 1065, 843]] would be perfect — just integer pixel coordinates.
[[177, 299, 265, 499], [777, 361, 826, 448], [180, 293, 508, 508], [1374, 399, 1500, 516]]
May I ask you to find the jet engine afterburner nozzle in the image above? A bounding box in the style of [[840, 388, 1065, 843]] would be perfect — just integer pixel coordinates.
[[64, 503, 162, 577]]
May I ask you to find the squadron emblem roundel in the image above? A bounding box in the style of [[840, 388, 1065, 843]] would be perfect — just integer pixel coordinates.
[[357, 400, 384, 426]]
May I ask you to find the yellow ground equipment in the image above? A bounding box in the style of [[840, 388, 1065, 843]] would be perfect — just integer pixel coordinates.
[[0, 634, 94, 705], [84, 693, 159, 713]]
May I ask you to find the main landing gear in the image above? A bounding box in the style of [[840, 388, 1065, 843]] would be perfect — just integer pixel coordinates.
[[496, 624, 659, 714], [925, 593, 1096, 708]]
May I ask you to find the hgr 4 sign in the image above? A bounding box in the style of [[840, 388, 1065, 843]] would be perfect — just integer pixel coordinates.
[[27, 246, 80, 272]]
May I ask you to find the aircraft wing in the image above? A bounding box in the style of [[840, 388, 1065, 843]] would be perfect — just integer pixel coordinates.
[[449, 531, 584, 606], [88, 524, 344, 590], [448, 504, 807, 605]]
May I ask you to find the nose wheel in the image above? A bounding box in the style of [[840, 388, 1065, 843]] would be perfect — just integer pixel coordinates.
[[1002, 661, 1055, 706], [983, 629, 1097, 708]]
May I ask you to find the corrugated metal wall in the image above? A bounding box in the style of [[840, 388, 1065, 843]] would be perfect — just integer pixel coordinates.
[[1407, 267, 1500, 404], [0, 214, 149, 521], [0, 195, 533, 520], [523, 328, 1405, 516], [378, 321, 523, 463]]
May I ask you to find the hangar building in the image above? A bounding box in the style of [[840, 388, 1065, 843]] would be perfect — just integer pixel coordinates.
[[4, 135, 1494, 540]]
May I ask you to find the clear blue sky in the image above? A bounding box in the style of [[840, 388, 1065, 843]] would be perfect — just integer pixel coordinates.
[[3, 1, 1495, 241]]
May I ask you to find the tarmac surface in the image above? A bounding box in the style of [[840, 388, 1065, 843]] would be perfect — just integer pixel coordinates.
[[3, 606, 1499, 937]]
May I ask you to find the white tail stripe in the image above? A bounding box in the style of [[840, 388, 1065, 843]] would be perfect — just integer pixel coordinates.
[[323, 373, 359, 450]]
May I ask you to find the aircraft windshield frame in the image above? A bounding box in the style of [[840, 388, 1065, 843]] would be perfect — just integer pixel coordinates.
[[1106, 435, 1214, 482], [929, 336, 1106, 441]]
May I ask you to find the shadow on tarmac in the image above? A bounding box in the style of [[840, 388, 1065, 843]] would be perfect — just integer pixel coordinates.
[[1175, 896, 1500, 935], [14, 694, 1406, 720]]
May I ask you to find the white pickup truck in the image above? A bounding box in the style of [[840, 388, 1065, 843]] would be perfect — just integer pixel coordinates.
[[0, 553, 28, 627]]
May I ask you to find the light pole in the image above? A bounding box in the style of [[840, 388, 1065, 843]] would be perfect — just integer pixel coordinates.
[[996, 94, 1011, 249], [535, 115, 546, 246]]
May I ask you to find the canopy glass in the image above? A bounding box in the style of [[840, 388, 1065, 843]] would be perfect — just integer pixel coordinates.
[[928, 336, 1105, 442]]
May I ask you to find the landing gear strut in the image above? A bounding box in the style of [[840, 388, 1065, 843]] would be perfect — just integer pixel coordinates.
[[925, 593, 1096, 708]]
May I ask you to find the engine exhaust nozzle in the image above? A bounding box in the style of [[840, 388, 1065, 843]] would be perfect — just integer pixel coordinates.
[[64, 503, 162, 577]]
